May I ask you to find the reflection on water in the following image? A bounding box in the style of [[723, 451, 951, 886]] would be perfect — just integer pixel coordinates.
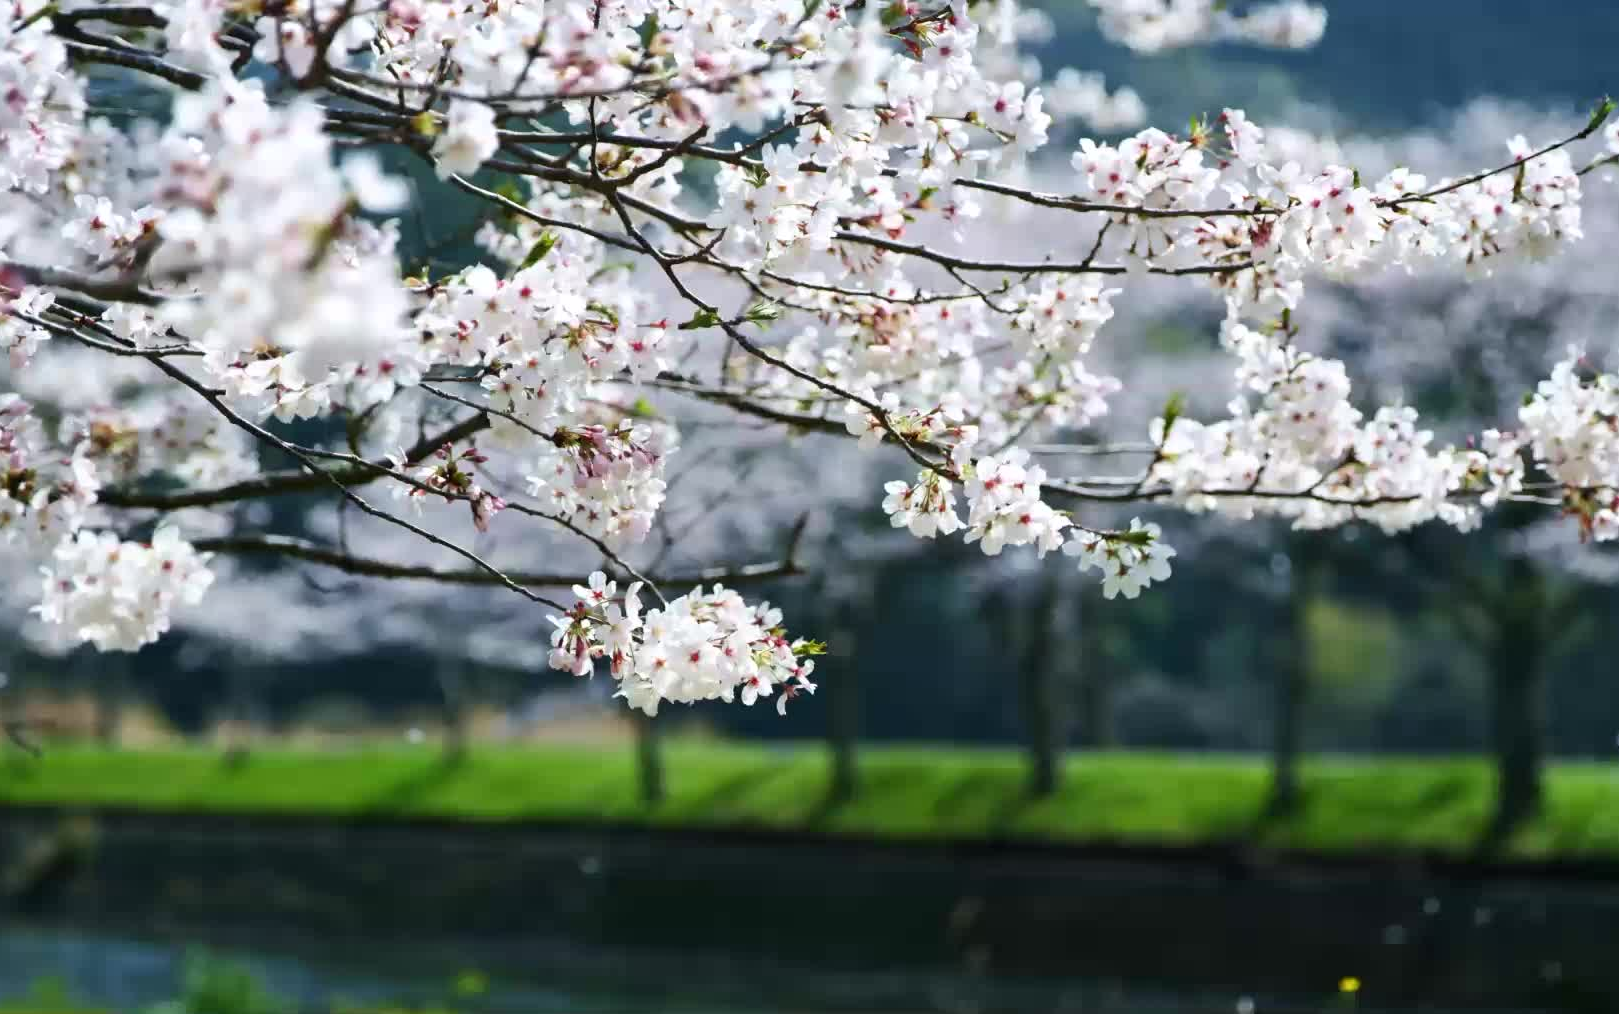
[[0, 919, 1580, 1014], [0, 921, 1306, 1014], [0, 925, 696, 1013]]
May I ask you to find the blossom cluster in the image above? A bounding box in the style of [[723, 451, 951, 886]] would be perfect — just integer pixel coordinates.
[[0, 285, 53, 368], [1142, 312, 1532, 536], [149, 82, 419, 420], [547, 573, 819, 717], [880, 440, 1171, 596], [34, 526, 214, 652], [1066, 519, 1176, 600], [390, 441, 509, 533], [1520, 352, 1619, 541], [962, 450, 1071, 557], [72, 396, 257, 491], [1, 380, 237, 649], [0, 4, 82, 194], [1089, 116, 1589, 318], [421, 255, 673, 431], [526, 422, 675, 547], [0, 392, 98, 546]]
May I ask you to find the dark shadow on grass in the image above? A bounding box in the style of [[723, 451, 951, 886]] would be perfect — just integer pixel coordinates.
[[355, 753, 468, 817], [985, 786, 1040, 833], [931, 769, 1012, 822], [1418, 772, 1474, 813], [801, 782, 851, 828], [662, 765, 783, 822], [1474, 801, 1530, 859], [801, 765, 914, 828], [1240, 781, 1308, 845], [1256, 785, 1303, 826]]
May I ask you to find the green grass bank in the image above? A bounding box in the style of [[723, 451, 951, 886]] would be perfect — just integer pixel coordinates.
[[4, 743, 1619, 861]]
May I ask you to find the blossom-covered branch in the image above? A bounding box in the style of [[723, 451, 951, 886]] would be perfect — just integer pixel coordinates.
[[3, 0, 1618, 718]]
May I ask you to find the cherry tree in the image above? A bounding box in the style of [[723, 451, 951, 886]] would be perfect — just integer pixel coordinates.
[[2, 0, 1618, 723]]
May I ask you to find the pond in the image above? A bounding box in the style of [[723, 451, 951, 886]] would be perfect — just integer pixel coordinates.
[[3, 811, 1615, 1013], [0, 921, 1380, 1014]]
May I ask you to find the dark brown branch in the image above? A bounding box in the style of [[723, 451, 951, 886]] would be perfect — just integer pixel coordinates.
[[99, 412, 491, 509], [4, 263, 165, 305], [196, 533, 805, 588], [130, 342, 567, 609], [1381, 112, 1614, 209], [60, 39, 207, 90], [442, 174, 646, 254], [831, 230, 1253, 276]]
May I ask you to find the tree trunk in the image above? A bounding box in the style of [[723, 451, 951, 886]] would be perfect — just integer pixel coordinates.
[[829, 666, 859, 802], [93, 653, 125, 746], [828, 608, 860, 804], [1486, 556, 1547, 832], [1269, 635, 1306, 814], [435, 656, 468, 762], [1019, 571, 1065, 796], [1487, 657, 1544, 830], [1075, 589, 1113, 748], [634, 710, 664, 804], [223, 667, 255, 766], [1268, 538, 1318, 815]]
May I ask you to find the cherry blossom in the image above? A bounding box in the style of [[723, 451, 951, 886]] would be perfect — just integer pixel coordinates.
[[34, 526, 214, 652], [547, 573, 820, 717], [1065, 519, 1176, 600], [433, 101, 501, 180], [0, 286, 51, 367]]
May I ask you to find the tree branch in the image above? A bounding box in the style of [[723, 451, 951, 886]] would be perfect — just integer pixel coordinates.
[[196, 532, 806, 588], [98, 412, 491, 509]]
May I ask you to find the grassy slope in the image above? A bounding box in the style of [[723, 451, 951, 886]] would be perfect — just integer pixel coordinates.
[[4, 743, 1619, 860]]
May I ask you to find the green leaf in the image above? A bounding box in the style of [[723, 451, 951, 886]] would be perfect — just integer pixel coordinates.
[[1587, 95, 1616, 134], [678, 308, 722, 330], [517, 231, 558, 270], [1160, 391, 1186, 436], [629, 397, 659, 418], [1114, 527, 1155, 547], [744, 302, 781, 327], [494, 179, 527, 204]]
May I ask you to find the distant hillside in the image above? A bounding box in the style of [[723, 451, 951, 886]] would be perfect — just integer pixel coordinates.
[[1032, 0, 1619, 132]]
